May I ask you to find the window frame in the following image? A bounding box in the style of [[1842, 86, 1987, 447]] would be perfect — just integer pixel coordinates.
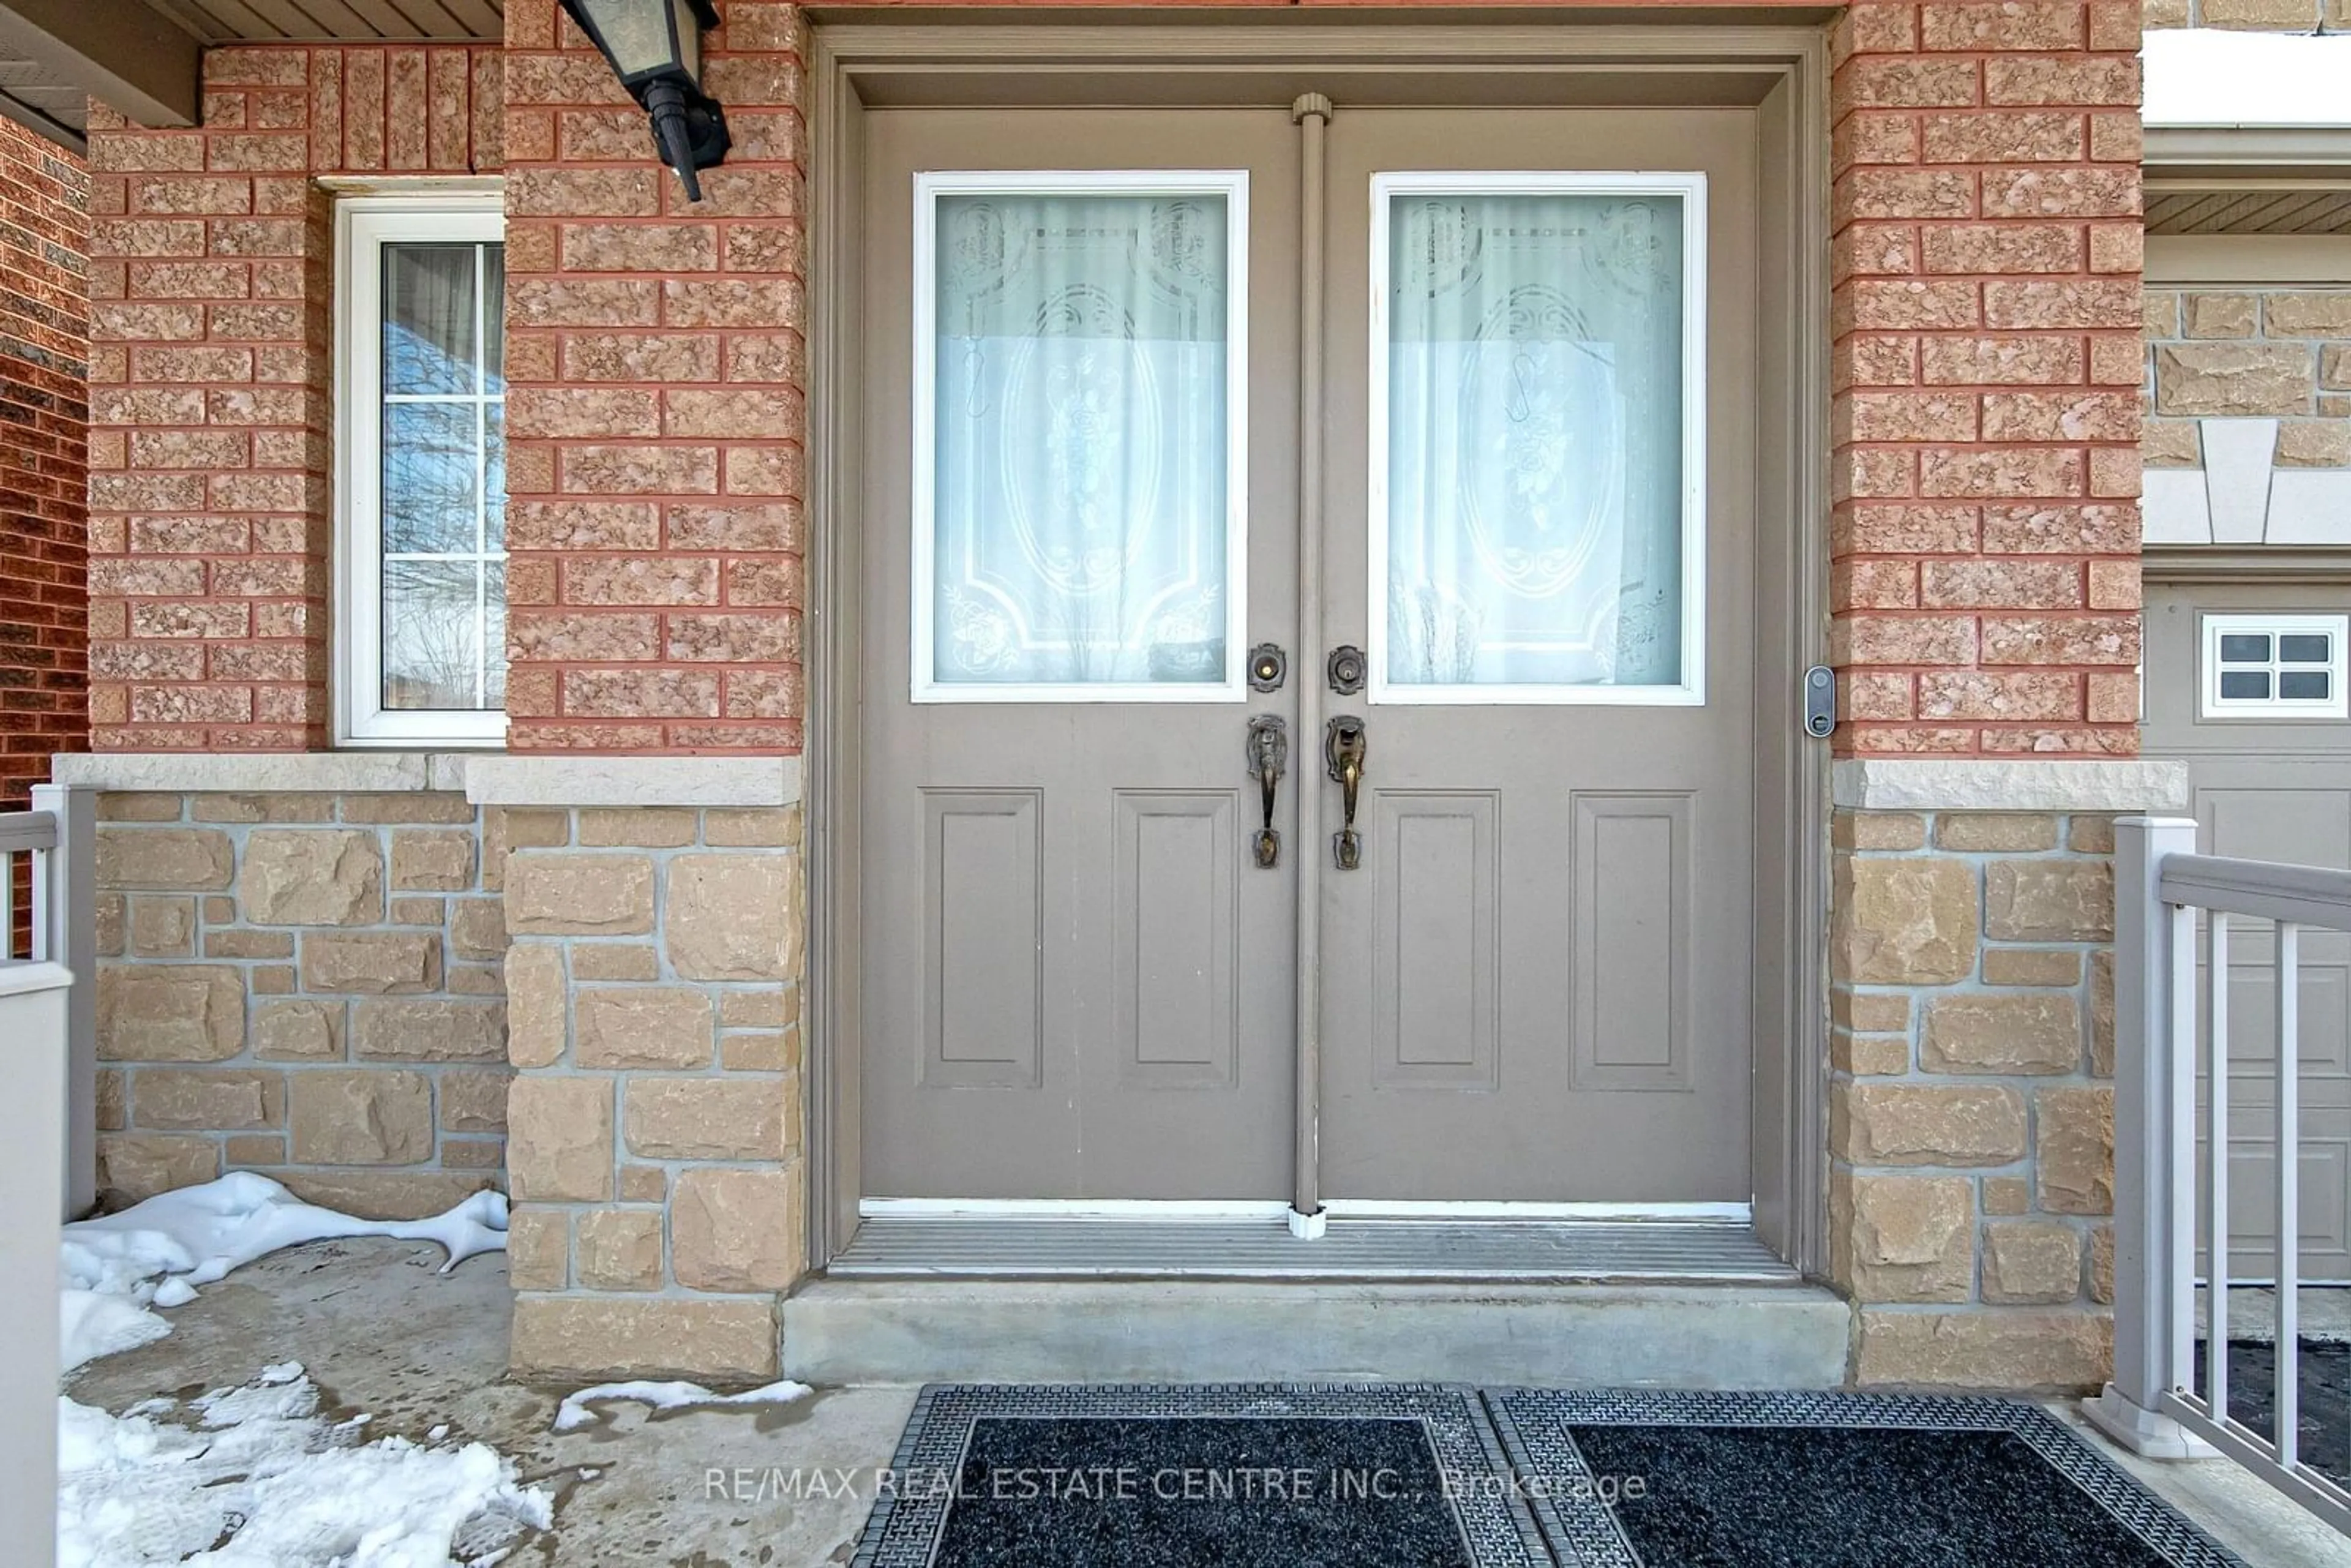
[[909, 168, 1253, 705], [2200, 612, 2350, 721], [1366, 169, 1710, 707], [334, 194, 509, 748]]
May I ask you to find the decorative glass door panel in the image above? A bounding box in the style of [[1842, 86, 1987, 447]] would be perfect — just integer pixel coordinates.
[[913, 171, 1250, 701], [1370, 174, 1705, 703]]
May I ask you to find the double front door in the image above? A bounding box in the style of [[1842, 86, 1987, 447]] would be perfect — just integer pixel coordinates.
[[860, 102, 1760, 1207]]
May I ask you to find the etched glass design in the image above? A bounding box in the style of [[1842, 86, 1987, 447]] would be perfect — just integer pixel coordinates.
[[1382, 190, 1688, 692], [927, 190, 1234, 691], [380, 241, 506, 711]]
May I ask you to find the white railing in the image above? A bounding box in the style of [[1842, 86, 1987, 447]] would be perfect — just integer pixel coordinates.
[[2087, 816, 2351, 1534], [0, 786, 96, 1218], [0, 784, 89, 1568]]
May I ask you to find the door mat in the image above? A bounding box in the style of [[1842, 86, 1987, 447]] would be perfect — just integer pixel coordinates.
[[854, 1385, 2249, 1567], [1488, 1389, 2247, 1568], [849, 1383, 1550, 1567], [2193, 1338, 2351, 1485]]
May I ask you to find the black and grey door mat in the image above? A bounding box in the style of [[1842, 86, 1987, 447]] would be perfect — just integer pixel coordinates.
[[851, 1383, 1550, 1567], [1489, 1389, 2247, 1568], [853, 1384, 2247, 1568]]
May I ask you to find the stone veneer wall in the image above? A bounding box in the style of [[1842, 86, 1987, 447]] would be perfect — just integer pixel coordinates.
[[91, 790, 511, 1217], [1831, 807, 2120, 1387], [2143, 0, 2351, 28], [2145, 284, 2351, 471], [498, 806, 803, 1381]]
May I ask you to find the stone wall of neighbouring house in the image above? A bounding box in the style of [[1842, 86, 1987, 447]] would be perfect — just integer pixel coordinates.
[[498, 805, 803, 1381], [92, 790, 510, 1217], [2143, 0, 2351, 28], [1831, 808, 2118, 1389], [2140, 282, 2351, 544]]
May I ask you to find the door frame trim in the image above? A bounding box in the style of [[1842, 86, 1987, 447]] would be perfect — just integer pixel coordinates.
[[804, 13, 1835, 1275]]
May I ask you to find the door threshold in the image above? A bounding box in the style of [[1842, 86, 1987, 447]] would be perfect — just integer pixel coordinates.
[[830, 1212, 1799, 1283]]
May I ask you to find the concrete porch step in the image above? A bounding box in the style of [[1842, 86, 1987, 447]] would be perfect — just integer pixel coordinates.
[[781, 1278, 1854, 1387]]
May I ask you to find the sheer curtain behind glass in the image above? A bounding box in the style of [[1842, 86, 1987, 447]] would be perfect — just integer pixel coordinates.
[[1384, 192, 1687, 691], [929, 191, 1231, 689], [381, 241, 506, 711]]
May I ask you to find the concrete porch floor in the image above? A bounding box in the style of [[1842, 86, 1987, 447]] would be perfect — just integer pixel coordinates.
[[61, 1239, 2351, 1568]]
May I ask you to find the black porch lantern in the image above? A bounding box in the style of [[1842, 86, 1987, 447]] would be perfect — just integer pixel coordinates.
[[560, 0, 731, 202]]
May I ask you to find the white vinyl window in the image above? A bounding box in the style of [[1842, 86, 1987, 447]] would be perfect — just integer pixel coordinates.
[[336, 197, 508, 746], [911, 170, 1250, 703], [1368, 171, 1708, 705], [2202, 613, 2349, 719]]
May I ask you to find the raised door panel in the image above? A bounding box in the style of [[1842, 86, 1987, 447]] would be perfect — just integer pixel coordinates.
[[1571, 793, 1695, 1093], [1371, 790, 1498, 1092], [1114, 790, 1241, 1090], [924, 790, 1044, 1090]]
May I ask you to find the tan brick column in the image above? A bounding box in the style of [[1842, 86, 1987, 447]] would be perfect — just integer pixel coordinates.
[[1830, 1, 2143, 758], [85, 45, 503, 751], [501, 0, 806, 753]]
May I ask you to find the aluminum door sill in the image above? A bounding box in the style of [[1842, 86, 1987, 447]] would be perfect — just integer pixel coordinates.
[[829, 1212, 1800, 1283]]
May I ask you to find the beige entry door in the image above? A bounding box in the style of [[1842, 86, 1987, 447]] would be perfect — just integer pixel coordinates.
[[860, 109, 1304, 1200], [1313, 111, 1760, 1202], [859, 103, 1760, 1207]]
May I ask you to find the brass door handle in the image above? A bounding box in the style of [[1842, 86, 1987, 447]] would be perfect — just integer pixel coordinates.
[[1325, 715, 1366, 870], [1246, 715, 1288, 869]]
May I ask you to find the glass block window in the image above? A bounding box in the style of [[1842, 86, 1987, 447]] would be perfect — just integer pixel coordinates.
[[2202, 614, 2350, 719]]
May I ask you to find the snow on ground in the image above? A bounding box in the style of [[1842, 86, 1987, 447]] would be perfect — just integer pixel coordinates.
[[58, 1365, 550, 1568], [60, 1173, 508, 1371], [552, 1378, 813, 1433]]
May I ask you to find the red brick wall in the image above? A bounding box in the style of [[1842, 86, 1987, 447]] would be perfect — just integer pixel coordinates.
[[78, 2, 2143, 763], [85, 45, 503, 751], [0, 118, 89, 809], [501, 0, 804, 752], [1829, 1, 2143, 757]]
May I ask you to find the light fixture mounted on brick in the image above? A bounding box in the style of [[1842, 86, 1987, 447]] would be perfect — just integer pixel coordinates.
[[559, 0, 732, 202]]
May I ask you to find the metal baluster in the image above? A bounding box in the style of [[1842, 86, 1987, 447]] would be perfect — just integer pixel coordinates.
[[2170, 898, 2202, 1412], [2209, 912, 2229, 1427], [2275, 919, 2300, 1472]]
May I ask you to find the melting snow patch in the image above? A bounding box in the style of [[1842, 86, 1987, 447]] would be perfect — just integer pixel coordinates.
[[552, 1378, 812, 1433], [58, 1368, 549, 1568], [60, 1172, 507, 1371]]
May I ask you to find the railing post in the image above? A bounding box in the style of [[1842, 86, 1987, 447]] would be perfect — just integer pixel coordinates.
[[2087, 815, 2214, 1458], [32, 782, 96, 1220]]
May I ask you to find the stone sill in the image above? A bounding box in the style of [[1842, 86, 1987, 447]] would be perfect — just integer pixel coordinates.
[[50, 752, 803, 809], [1831, 759, 2191, 814]]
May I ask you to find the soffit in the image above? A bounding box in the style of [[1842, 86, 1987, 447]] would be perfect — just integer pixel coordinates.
[[2148, 187, 2351, 238], [143, 0, 501, 44]]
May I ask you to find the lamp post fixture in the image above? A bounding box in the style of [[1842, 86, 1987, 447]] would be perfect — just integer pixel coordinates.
[[558, 0, 731, 203]]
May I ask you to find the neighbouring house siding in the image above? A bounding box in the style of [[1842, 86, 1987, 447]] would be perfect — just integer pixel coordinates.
[[1829, 1, 2145, 760], [92, 790, 508, 1219], [0, 116, 90, 809], [500, 0, 806, 753], [84, 44, 504, 752]]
